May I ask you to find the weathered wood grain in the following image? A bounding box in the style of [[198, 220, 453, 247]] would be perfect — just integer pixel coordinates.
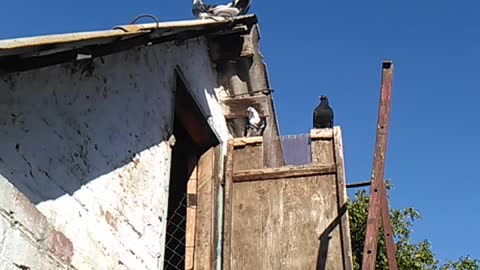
[[194, 148, 216, 270], [333, 127, 354, 270], [230, 175, 341, 270], [232, 136, 263, 147], [311, 128, 335, 139], [224, 128, 353, 269], [185, 163, 198, 270], [233, 164, 336, 182], [311, 132, 335, 165], [223, 140, 235, 270], [232, 143, 263, 171]]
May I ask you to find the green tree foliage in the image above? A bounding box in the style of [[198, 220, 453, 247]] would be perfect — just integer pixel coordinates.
[[348, 182, 479, 270]]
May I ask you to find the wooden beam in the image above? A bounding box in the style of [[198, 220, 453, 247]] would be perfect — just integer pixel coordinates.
[[232, 136, 263, 148], [310, 128, 335, 140], [222, 95, 269, 119], [233, 164, 336, 182], [361, 60, 397, 270], [194, 148, 216, 270], [185, 160, 198, 270], [333, 127, 354, 270], [381, 181, 397, 270], [222, 140, 235, 270]]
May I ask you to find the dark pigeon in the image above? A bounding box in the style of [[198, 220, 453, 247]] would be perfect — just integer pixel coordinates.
[[313, 95, 334, 129]]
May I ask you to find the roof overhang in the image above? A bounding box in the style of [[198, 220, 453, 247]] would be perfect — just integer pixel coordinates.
[[0, 14, 258, 74]]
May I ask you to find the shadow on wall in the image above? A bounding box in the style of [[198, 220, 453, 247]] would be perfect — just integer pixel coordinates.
[[0, 42, 217, 205], [316, 203, 348, 270]]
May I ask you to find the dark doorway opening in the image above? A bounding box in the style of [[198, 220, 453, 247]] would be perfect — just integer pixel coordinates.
[[163, 72, 219, 270]]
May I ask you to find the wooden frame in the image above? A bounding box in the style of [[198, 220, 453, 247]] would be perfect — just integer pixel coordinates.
[[223, 127, 353, 270], [170, 68, 222, 270]]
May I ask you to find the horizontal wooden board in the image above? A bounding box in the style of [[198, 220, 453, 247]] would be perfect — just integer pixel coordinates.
[[233, 164, 336, 182], [310, 128, 335, 140], [232, 136, 263, 148]]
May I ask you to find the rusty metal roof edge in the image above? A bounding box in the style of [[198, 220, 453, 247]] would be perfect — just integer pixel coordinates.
[[0, 14, 257, 51]]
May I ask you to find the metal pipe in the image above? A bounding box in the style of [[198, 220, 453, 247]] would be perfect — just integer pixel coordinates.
[[346, 181, 372, 189]]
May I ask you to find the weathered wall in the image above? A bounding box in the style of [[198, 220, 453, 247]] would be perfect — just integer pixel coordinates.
[[0, 179, 74, 270], [0, 37, 228, 270]]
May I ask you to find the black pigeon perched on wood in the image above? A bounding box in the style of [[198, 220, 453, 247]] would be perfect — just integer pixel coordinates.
[[192, 0, 251, 20], [313, 95, 334, 129]]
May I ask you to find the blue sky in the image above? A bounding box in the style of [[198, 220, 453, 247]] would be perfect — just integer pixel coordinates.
[[2, 0, 479, 263]]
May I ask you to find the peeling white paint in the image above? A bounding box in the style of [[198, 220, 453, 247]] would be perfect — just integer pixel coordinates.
[[0, 37, 228, 270]]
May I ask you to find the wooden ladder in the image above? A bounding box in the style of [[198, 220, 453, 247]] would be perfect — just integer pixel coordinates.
[[361, 60, 398, 270]]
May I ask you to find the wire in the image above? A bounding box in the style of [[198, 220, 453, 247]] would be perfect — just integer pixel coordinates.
[[112, 14, 160, 32], [129, 14, 160, 29], [228, 88, 275, 98]]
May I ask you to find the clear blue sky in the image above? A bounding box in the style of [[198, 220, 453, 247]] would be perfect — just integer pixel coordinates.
[[2, 0, 479, 263]]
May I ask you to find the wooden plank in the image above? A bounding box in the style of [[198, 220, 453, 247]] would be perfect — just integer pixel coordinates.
[[333, 127, 354, 270], [233, 143, 263, 171], [211, 146, 221, 268], [230, 174, 341, 269], [194, 148, 216, 270], [185, 164, 198, 270], [223, 140, 235, 270], [232, 136, 263, 147], [311, 131, 335, 165], [380, 182, 397, 268], [233, 164, 336, 182], [311, 128, 335, 140], [222, 95, 269, 119]]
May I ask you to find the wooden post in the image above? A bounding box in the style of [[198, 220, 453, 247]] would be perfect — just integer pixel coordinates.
[[185, 160, 198, 270], [194, 147, 217, 270], [333, 127, 354, 270], [222, 140, 235, 270], [361, 61, 397, 270]]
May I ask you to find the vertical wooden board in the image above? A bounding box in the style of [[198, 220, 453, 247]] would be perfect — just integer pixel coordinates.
[[223, 141, 235, 270], [311, 138, 334, 165], [280, 174, 343, 270], [211, 145, 221, 268], [194, 148, 215, 270], [230, 179, 284, 270], [185, 165, 198, 270], [333, 127, 354, 270], [233, 144, 263, 171]]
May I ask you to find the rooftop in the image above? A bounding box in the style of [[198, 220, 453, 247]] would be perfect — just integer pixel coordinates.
[[0, 14, 258, 73]]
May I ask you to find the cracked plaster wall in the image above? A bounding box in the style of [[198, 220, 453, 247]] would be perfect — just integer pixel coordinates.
[[0, 37, 228, 270]]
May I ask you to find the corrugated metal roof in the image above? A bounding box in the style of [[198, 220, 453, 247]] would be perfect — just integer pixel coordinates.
[[0, 14, 257, 70]]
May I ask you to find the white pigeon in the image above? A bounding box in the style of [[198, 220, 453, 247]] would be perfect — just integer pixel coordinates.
[[245, 106, 266, 137], [192, 0, 252, 20]]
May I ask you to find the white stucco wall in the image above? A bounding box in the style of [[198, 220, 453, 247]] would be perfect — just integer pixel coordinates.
[[0, 37, 228, 270]]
